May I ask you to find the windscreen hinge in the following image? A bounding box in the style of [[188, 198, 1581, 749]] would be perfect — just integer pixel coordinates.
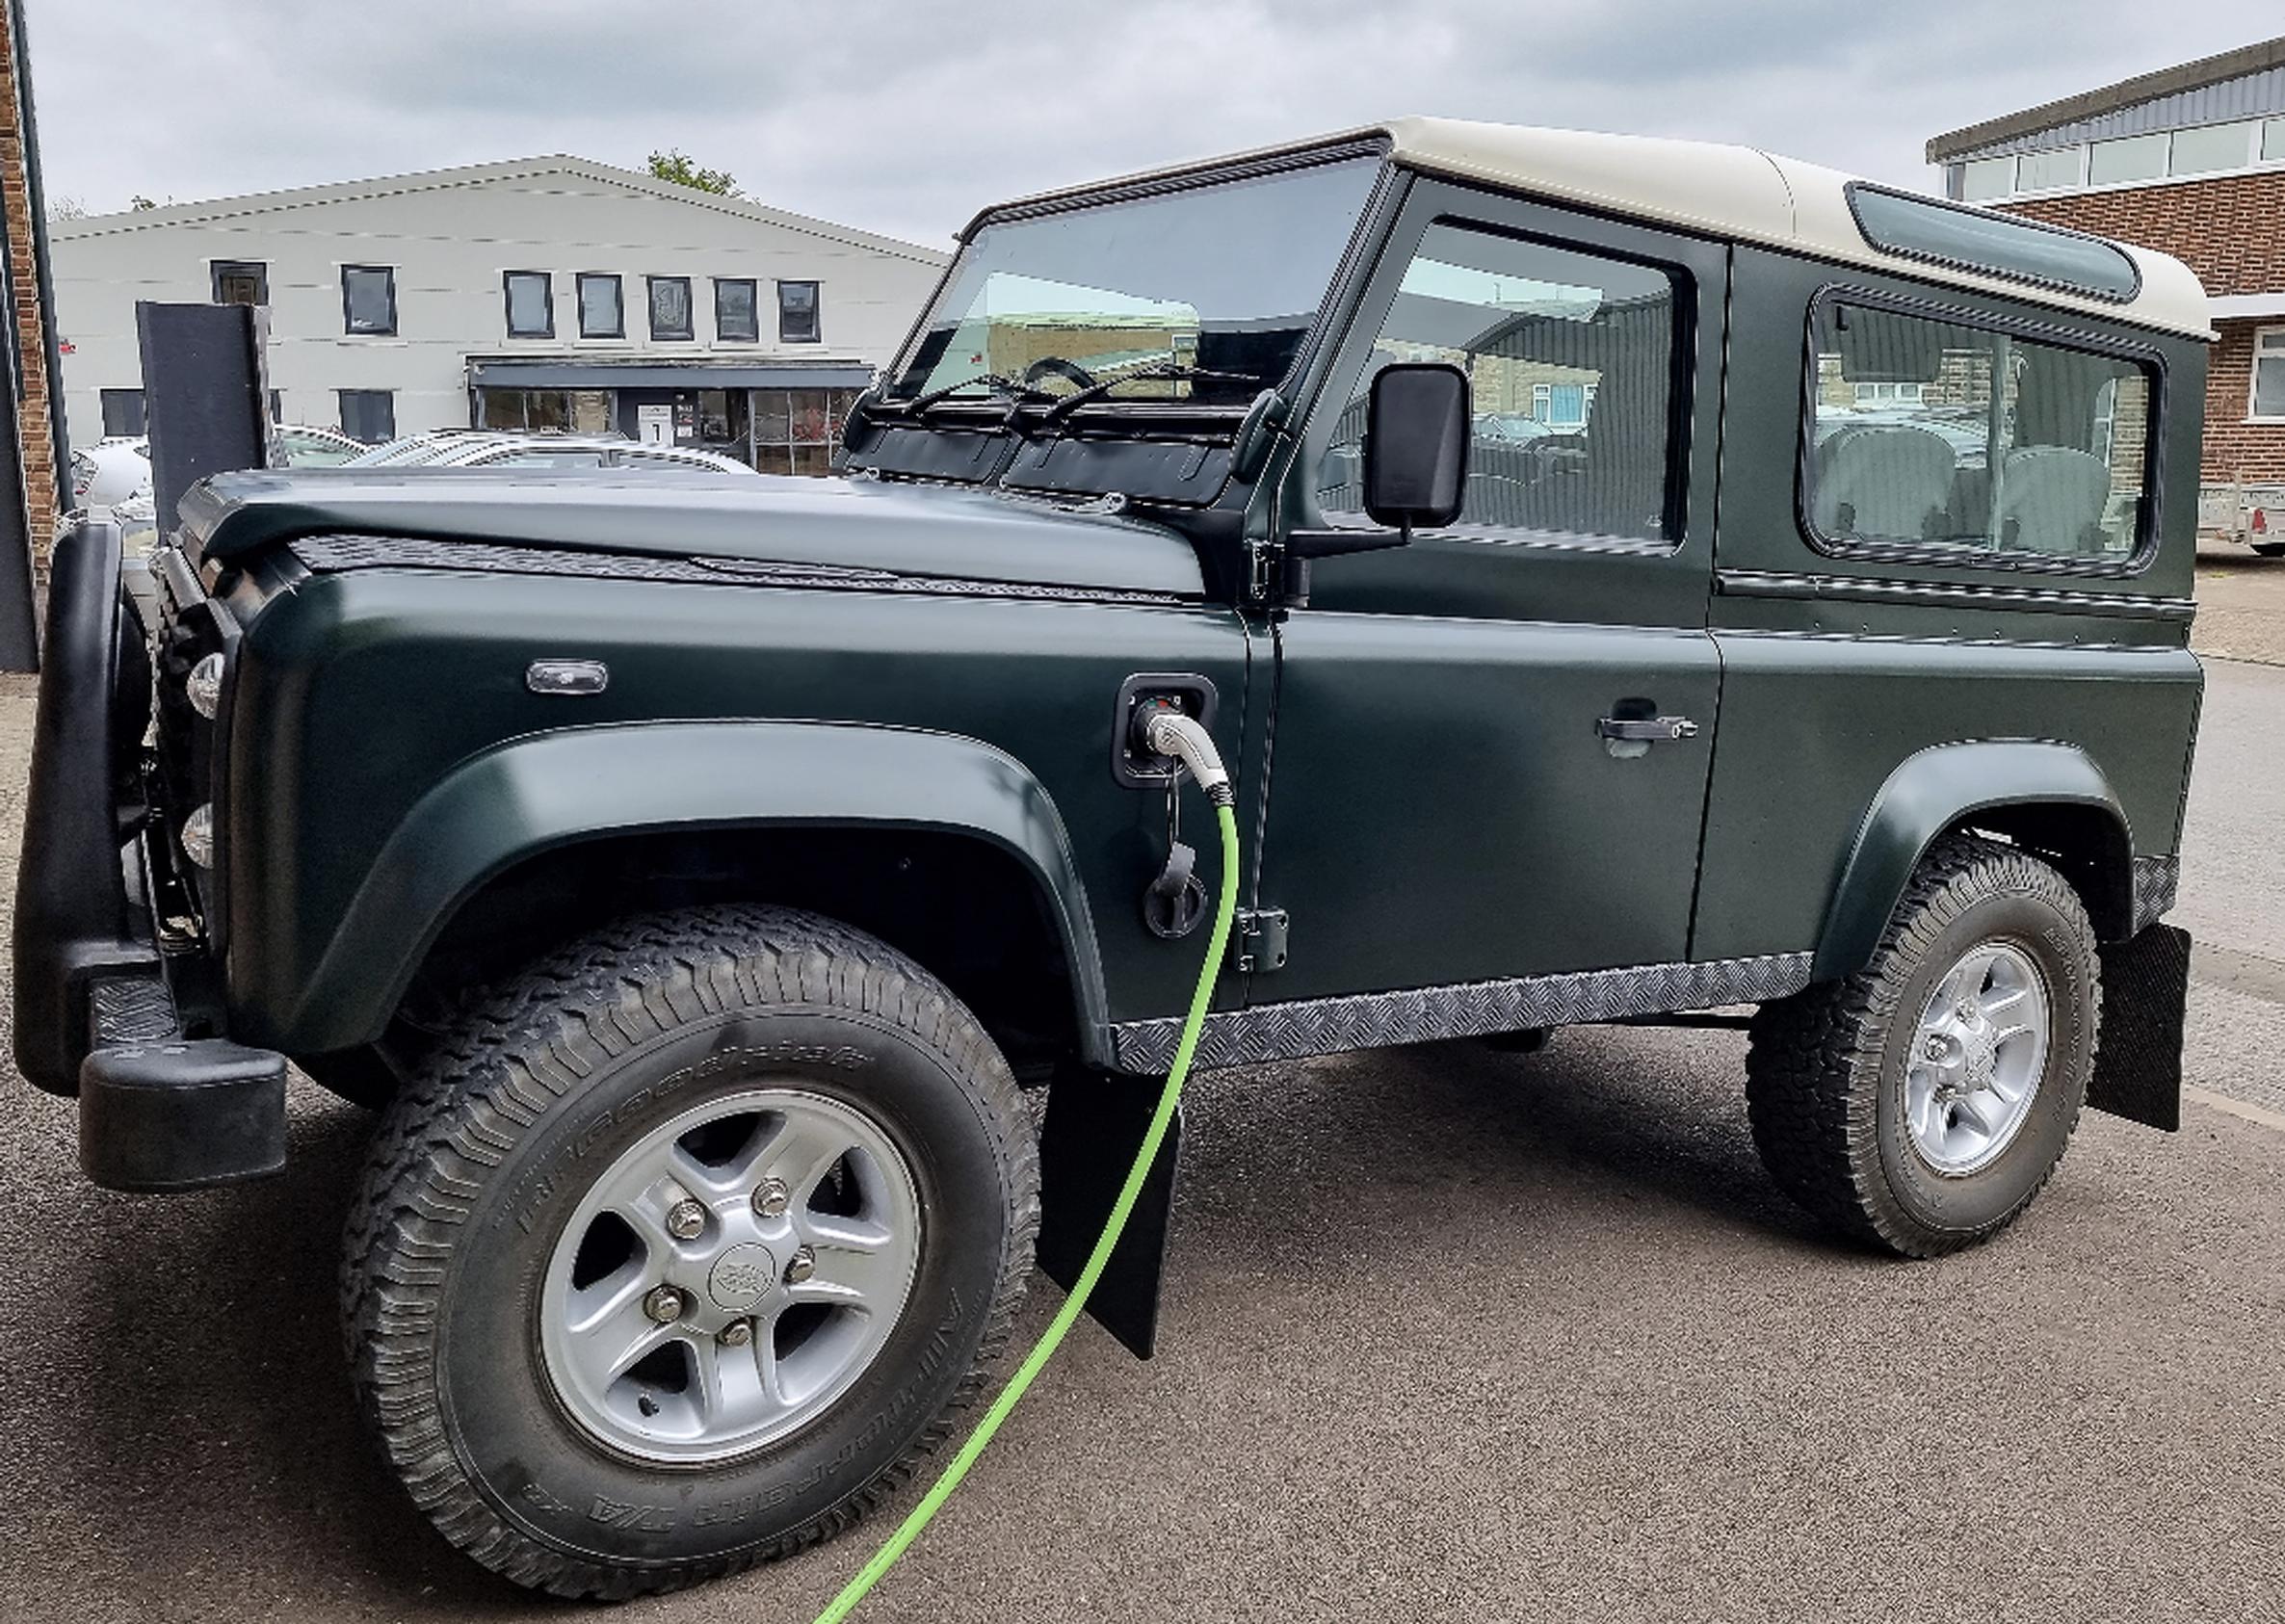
[[1230, 907, 1289, 976]]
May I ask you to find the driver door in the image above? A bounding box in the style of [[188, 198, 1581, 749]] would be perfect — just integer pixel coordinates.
[[1252, 182, 1729, 1003]]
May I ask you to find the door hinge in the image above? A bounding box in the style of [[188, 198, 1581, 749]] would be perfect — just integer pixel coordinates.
[[1245, 537, 1279, 603], [1231, 907, 1290, 975]]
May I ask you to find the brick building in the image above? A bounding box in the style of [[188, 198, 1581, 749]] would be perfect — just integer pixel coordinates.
[[1928, 36, 2285, 489], [0, 0, 60, 667]]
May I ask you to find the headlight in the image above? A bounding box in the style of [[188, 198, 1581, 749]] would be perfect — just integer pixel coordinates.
[[187, 653, 225, 719], [180, 803, 215, 869]]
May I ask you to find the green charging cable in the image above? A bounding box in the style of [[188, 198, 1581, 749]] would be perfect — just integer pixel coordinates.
[[814, 788, 1240, 1623]]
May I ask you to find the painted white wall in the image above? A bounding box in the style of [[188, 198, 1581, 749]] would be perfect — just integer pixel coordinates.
[[50, 157, 949, 448]]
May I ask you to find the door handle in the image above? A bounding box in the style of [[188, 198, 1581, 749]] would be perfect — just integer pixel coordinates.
[[1597, 715, 1700, 742]]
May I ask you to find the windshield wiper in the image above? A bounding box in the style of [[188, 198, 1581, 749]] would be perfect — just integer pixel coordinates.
[[906, 373, 1057, 417], [1037, 363, 1265, 426]]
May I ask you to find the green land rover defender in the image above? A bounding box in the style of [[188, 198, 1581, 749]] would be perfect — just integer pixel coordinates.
[[18, 120, 2203, 1597]]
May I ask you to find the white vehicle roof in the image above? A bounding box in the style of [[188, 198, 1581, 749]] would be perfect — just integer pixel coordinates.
[[981, 118, 2210, 341]]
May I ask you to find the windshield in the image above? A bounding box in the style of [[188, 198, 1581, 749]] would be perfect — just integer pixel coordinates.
[[887, 155, 1380, 410]]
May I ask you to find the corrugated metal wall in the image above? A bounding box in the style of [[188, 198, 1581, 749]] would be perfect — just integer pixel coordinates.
[[1950, 65, 2285, 161]]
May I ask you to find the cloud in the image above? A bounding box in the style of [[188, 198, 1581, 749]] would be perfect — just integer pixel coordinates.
[[26, 0, 2283, 247]]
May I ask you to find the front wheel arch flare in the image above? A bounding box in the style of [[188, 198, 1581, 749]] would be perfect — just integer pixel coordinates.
[[251, 720, 1108, 1061]]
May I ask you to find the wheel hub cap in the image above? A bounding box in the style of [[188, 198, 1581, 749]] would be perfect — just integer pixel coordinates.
[[538, 1087, 922, 1464], [707, 1244, 777, 1311], [1904, 941, 2051, 1176]]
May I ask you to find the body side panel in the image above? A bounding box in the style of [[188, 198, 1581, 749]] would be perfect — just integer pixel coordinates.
[[223, 569, 1250, 1052], [1694, 246, 2206, 966]]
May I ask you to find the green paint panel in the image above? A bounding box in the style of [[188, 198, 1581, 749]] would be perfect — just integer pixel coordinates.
[[224, 570, 1250, 1052]]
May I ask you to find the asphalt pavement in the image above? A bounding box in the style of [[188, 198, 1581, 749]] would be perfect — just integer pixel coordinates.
[[0, 559, 2280, 1622]]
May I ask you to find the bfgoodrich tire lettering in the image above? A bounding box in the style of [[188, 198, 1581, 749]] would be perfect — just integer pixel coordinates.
[[340, 904, 1037, 1599], [1745, 833, 2100, 1258]]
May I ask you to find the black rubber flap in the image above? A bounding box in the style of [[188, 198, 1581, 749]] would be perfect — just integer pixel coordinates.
[[2088, 924, 2190, 1133]]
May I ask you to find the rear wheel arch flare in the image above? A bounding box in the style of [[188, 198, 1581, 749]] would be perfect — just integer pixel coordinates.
[[1814, 740, 2135, 980]]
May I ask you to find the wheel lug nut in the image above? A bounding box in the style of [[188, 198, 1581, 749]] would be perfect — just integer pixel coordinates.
[[784, 1245, 816, 1285], [717, 1320, 753, 1348], [751, 1178, 791, 1218], [666, 1199, 707, 1241], [643, 1285, 686, 1324], [1925, 1037, 1947, 1061]]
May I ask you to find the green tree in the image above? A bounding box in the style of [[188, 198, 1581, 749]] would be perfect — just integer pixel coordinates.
[[646, 150, 740, 197]]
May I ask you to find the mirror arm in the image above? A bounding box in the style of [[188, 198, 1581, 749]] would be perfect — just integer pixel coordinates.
[[1286, 527, 1412, 561]]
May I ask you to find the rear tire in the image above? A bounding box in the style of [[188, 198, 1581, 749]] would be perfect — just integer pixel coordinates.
[[2252, 541, 2285, 558], [1745, 834, 2099, 1257], [340, 904, 1037, 1598]]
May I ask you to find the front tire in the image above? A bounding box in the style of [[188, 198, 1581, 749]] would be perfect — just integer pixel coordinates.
[[1745, 834, 2099, 1257], [341, 904, 1037, 1598]]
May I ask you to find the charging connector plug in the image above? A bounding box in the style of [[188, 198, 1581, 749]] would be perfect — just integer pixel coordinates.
[[1136, 705, 1232, 804]]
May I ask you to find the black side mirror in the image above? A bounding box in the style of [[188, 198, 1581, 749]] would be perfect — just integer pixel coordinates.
[[1363, 362, 1469, 533]]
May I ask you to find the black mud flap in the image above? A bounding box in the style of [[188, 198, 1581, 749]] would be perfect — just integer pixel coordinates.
[[1036, 1066, 1182, 1361], [2088, 924, 2190, 1132]]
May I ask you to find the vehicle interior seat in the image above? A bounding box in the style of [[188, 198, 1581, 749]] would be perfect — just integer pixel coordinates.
[[1998, 446, 2113, 555], [1811, 423, 1957, 542]]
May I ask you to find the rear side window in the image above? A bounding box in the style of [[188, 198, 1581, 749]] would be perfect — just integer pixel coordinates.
[[1318, 222, 1682, 541], [1805, 300, 2155, 565]]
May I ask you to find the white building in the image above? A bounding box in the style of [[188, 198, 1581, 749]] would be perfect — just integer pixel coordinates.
[[50, 156, 949, 472]]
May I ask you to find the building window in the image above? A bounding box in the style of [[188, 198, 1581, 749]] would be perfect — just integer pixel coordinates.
[[338, 389, 397, 443], [1317, 222, 1682, 540], [269, 389, 283, 422], [2087, 133, 2168, 187], [647, 275, 694, 341], [2169, 119, 2258, 177], [211, 260, 268, 305], [750, 387, 862, 475], [100, 388, 146, 437], [2253, 327, 2285, 424], [2013, 145, 2084, 193], [1853, 380, 1925, 406], [2266, 118, 2285, 164], [715, 277, 759, 343], [503, 271, 553, 338], [477, 387, 575, 431], [341, 265, 397, 335], [1805, 300, 2154, 564], [577, 273, 623, 338], [1959, 156, 2012, 201], [778, 280, 821, 343]]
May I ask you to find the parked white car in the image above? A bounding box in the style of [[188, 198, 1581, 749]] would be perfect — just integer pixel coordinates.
[[347, 432, 756, 476], [74, 424, 375, 515], [68, 437, 150, 510]]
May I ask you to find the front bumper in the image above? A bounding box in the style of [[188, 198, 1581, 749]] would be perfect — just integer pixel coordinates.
[[12, 516, 285, 1191]]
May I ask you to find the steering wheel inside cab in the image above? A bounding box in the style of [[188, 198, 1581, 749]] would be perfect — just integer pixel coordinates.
[[1022, 357, 1100, 397]]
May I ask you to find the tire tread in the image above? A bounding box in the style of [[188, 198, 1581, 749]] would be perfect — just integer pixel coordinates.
[[340, 904, 1038, 1600], [1744, 833, 2099, 1258]]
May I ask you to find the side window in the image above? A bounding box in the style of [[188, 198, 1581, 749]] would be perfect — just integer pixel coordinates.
[[1318, 223, 1681, 541], [337, 389, 396, 444], [100, 388, 147, 437], [578, 274, 624, 339], [211, 260, 268, 305], [778, 280, 820, 343], [1806, 301, 2152, 563], [341, 266, 398, 336]]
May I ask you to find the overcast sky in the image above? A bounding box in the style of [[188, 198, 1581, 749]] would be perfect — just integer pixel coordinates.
[[28, 1, 2283, 247]]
